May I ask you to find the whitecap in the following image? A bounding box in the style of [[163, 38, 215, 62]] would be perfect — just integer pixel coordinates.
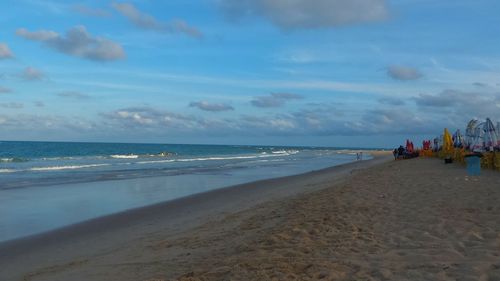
[[0, 169, 16, 173], [29, 164, 110, 171], [110, 154, 139, 159]]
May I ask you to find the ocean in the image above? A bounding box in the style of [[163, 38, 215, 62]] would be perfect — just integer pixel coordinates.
[[0, 141, 369, 242]]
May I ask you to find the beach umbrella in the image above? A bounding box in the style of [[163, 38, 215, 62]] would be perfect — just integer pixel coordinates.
[[422, 140, 431, 150], [433, 137, 439, 151], [465, 119, 479, 149], [471, 123, 485, 152], [483, 118, 499, 150], [453, 129, 464, 147], [443, 128, 454, 154], [423, 140, 431, 150]]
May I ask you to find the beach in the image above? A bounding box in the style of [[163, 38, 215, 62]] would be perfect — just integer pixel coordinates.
[[0, 143, 360, 242], [1, 152, 500, 280]]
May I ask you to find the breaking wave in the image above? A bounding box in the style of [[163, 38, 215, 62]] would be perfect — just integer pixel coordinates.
[[0, 158, 28, 163], [29, 164, 111, 171]]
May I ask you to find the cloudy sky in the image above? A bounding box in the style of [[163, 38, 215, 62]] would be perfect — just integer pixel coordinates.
[[1, 0, 499, 147]]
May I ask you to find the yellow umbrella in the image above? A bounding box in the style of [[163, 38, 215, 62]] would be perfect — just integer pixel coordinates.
[[443, 128, 454, 155]]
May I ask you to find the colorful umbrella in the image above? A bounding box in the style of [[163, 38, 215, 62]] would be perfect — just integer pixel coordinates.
[[443, 128, 454, 155], [483, 118, 499, 150], [422, 140, 431, 150], [453, 129, 464, 148], [471, 123, 485, 152], [406, 139, 413, 153], [465, 119, 479, 149]]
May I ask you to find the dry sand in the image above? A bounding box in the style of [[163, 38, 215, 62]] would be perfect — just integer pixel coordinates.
[[2, 154, 500, 280]]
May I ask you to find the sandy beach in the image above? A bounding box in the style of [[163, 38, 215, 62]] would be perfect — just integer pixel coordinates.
[[1, 153, 500, 280]]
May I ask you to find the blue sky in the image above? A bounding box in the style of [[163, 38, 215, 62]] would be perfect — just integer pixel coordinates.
[[1, 0, 499, 147]]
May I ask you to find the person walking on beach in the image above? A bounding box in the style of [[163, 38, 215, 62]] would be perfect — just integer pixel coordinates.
[[393, 149, 398, 160], [356, 152, 363, 161]]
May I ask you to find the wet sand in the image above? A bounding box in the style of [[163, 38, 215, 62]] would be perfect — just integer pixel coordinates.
[[2, 153, 500, 280]]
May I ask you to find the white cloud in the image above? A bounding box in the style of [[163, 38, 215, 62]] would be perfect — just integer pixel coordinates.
[[16, 26, 125, 61], [189, 101, 234, 112], [16, 29, 58, 41], [102, 107, 203, 130], [112, 2, 203, 38], [219, 0, 388, 30], [412, 89, 500, 124], [3, 100, 474, 139], [361, 108, 438, 135], [387, 65, 422, 81], [0, 43, 14, 59], [112, 2, 161, 29], [0, 113, 96, 133], [251, 92, 303, 108]]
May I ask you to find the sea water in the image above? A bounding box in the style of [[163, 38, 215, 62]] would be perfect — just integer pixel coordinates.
[[0, 141, 370, 242]]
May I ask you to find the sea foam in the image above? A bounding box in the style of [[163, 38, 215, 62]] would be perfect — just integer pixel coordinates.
[[29, 164, 111, 171]]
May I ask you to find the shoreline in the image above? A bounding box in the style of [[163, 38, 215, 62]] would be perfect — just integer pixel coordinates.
[[0, 149, 376, 242], [0, 151, 389, 248], [0, 152, 391, 279]]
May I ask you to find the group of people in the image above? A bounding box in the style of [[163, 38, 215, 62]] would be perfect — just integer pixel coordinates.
[[393, 145, 419, 160]]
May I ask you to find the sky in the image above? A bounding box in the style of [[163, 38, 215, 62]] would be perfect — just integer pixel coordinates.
[[1, 0, 500, 148]]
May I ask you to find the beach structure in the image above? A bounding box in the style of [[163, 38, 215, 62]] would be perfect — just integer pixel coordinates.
[[427, 117, 500, 171], [462, 118, 500, 152]]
